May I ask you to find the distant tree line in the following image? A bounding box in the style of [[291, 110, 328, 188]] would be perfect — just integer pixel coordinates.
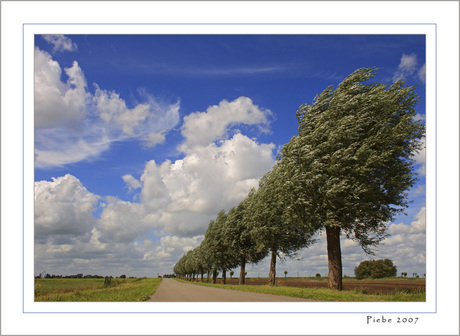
[[35, 273, 135, 279], [162, 274, 176, 278], [173, 68, 425, 290]]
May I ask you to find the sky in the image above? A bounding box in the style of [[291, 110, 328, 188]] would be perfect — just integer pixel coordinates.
[[34, 34, 426, 278]]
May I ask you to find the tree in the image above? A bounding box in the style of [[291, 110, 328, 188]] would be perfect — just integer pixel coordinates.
[[354, 259, 397, 279], [224, 190, 268, 285], [229, 270, 234, 279], [284, 270, 288, 278], [202, 211, 239, 284], [280, 68, 425, 290], [248, 164, 317, 286]]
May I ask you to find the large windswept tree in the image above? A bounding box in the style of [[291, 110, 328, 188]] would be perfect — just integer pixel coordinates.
[[280, 68, 425, 290]]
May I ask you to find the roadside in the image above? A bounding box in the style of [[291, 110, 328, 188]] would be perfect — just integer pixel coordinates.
[[146, 278, 317, 302]]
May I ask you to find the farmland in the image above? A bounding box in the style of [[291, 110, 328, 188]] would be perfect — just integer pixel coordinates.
[[180, 277, 426, 301], [34, 277, 162, 301]]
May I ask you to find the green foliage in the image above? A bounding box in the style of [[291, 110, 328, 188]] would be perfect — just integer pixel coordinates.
[[280, 67, 425, 253], [316, 273, 321, 277], [354, 259, 397, 280], [247, 165, 317, 256]]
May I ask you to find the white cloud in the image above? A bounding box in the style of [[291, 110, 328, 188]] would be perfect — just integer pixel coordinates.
[[180, 96, 271, 149], [34, 47, 181, 168], [414, 137, 426, 176], [122, 174, 141, 191], [142, 131, 166, 147], [34, 48, 89, 129], [97, 197, 161, 243], [34, 174, 99, 244], [151, 235, 204, 260], [393, 53, 426, 84], [42, 34, 77, 53], [146, 134, 275, 215], [418, 64, 426, 84]]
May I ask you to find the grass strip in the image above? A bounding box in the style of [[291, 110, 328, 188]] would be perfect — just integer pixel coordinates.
[[35, 278, 162, 302], [177, 279, 425, 302]]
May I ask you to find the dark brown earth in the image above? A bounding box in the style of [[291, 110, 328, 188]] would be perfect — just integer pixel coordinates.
[[221, 277, 425, 294]]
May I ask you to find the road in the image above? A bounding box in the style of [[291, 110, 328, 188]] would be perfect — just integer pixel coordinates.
[[146, 278, 317, 302]]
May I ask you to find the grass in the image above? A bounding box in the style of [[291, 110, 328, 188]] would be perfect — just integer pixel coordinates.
[[35, 278, 162, 301], [177, 279, 425, 302]]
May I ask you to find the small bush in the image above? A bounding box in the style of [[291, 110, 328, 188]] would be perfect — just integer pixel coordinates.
[[315, 273, 321, 277], [104, 276, 112, 287]]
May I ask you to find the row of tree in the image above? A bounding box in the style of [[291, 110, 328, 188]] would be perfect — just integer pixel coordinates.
[[173, 68, 425, 290]]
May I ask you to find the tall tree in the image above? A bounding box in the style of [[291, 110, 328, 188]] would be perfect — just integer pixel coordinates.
[[224, 190, 268, 285], [203, 211, 239, 284], [248, 164, 317, 286], [280, 68, 425, 290]]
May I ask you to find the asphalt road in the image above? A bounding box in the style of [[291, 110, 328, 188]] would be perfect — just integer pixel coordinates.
[[146, 278, 316, 302]]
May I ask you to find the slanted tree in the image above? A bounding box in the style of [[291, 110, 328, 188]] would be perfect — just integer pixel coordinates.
[[248, 164, 317, 286], [224, 189, 268, 285], [280, 68, 425, 290], [203, 211, 239, 284]]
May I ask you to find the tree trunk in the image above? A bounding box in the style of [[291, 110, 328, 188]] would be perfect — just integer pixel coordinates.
[[239, 256, 246, 285], [326, 225, 343, 290], [201, 272, 204, 283], [206, 271, 210, 283], [212, 269, 218, 284], [221, 269, 227, 284], [268, 249, 277, 286]]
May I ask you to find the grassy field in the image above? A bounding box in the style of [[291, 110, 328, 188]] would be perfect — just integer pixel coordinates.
[[35, 278, 162, 301], [178, 278, 425, 302]]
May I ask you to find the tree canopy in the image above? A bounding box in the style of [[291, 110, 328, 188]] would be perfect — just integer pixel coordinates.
[[354, 259, 397, 279], [279, 67, 425, 289]]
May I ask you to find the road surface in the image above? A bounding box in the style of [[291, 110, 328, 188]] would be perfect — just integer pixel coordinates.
[[146, 278, 317, 302]]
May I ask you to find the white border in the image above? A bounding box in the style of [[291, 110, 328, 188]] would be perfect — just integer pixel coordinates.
[[23, 21, 437, 315]]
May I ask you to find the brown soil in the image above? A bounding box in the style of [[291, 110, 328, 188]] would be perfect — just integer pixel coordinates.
[[216, 277, 426, 294]]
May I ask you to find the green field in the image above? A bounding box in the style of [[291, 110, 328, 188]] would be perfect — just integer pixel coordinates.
[[35, 278, 162, 301], [178, 278, 426, 302]]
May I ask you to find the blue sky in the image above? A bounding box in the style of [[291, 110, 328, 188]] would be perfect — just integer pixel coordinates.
[[34, 34, 426, 278]]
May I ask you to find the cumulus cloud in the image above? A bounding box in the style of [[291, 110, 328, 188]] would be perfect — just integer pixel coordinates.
[[98, 197, 162, 243], [34, 46, 181, 168], [142, 134, 276, 215], [42, 34, 77, 53], [180, 96, 271, 149], [150, 235, 204, 260], [34, 48, 89, 129], [35, 174, 99, 244]]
